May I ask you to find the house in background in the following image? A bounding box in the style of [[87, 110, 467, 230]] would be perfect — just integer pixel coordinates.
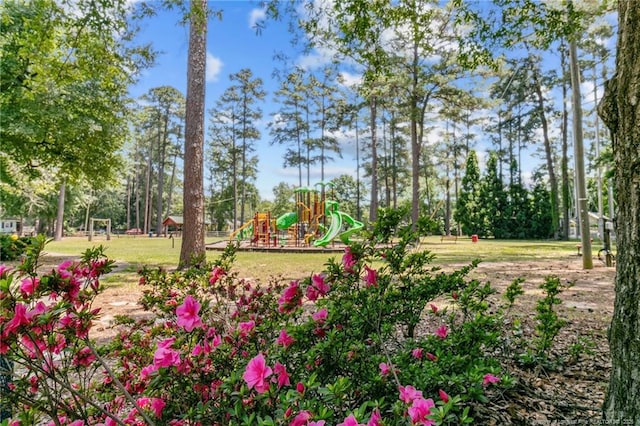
[[0, 219, 21, 235]]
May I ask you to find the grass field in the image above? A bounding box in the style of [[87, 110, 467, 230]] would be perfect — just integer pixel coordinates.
[[42, 235, 602, 280]]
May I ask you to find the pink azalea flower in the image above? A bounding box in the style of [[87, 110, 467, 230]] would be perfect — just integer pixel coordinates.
[[72, 347, 96, 367], [137, 397, 166, 418], [0, 265, 12, 278], [364, 265, 377, 287], [153, 338, 181, 368], [276, 329, 295, 348], [176, 295, 203, 332], [312, 308, 328, 323], [238, 320, 256, 337], [342, 247, 356, 273], [367, 409, 382, 426], [243, 353, 272, 394], [274, 362, 291, 388], [429, 303, 438, 313], [278, 281, 303, 313], [408, 397, 435, 425], [379, 362, 390, 375], [434, 325, 448, 339], [309, 422, 326, 426], [338, 414, 364, 426], [483, 373, 500, 386], [426, 352, 437, 362], [412, 348, 423, 359], [19, 277, 39, 296], [211, 334, 222, 348], [290, 410, 312, 426], [439, 389, 449, 403], [312, 273, 330, 295], [140, 364, 158, 379], [296, 382, 305, 394], [27, 301, 48, 320], [68, 421, 85, 426], [399, 385, 423, 404], [3, 303, 30, 336], [209, 266, 226, 285]]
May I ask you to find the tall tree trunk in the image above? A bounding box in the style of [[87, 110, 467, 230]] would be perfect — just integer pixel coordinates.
[[144, 145, 152, 234], [156, 117, 168, 236], [599, 1, 640, 421], [54, 179, 65, 241], [533, 67, 560, 239], [369, 96, 378, 221], [165, 148, 178, 219], [126, 176, 131, 231], [180, 0, 207, 268], [561, 42, 570, 240]]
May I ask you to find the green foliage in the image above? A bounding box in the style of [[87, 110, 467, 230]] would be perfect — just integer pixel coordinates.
[[0, 234, 30, 261], [534, 275, 571, 357], [455, 150, 484, 236]]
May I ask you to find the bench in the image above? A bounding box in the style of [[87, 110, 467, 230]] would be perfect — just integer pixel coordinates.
[[440, 235, 458, 243], [576, 238, 594, 256]]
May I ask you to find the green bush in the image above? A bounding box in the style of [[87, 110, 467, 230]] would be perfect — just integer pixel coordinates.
[[0, 234, 30, 261]]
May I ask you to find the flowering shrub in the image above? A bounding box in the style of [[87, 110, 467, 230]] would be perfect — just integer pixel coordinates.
[[0, 234, 30, 261], [1, 213, 522, 425]]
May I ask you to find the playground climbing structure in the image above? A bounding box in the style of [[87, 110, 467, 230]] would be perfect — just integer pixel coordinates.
[[229, 183, 363, 248]]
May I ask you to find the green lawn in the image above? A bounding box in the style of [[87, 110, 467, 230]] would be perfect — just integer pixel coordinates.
[[42, 234, 600, 281]]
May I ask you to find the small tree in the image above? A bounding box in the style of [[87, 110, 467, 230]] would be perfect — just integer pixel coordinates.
[[455, 150, 484, 236]]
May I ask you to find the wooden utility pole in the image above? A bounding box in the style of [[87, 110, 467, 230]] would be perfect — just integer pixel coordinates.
[[569, 39, 593, 269]]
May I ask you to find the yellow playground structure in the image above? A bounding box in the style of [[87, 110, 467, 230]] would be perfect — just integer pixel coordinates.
[[229, 183, 363, 248]]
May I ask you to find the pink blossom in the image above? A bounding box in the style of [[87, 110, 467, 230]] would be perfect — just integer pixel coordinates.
[[451, 291, 458, 300], [306, 273, 329, 301], [290, 410, 312, 426], [412, 348, 423, 359], [238, 320, 256, 337], [140, 364, 158, 379], [367, 409, 382, 426], [209, 266, 226, 285], [483, 373, 500, 386], [176, 295, 203, 332], [438, 389, 449, 403], [3, 303, 30, 336], [364, 265, 377, 287], [434, 325, 448, 339], [57, 260, 74, 279], [136, 397, 166, 418], [379, 362, 390, 375], [408, 397, 435, 425], [309, 422, 326, 426], [312, 308, 328, 323], [312, 273, 330, 296], [0, 265, 12, 277], [399, 385, 423, 404], [426, 352, 437, 362], [27, 301, 48, 319], [211, 334, 222, 348], [429, 303, 438, 313], [296, 382, 305, 394], [19, 277, 39, 296], [278, 281, 303, 313], [72, 347, 96, 367], [274, 362, 291, 388], [338, 414, 365, 426], [153, 338, 181, 368], [243, 353, 272, 394], [68, 421, 85, 426], [342, 247, 356, 273], [276, 329, 295, 348]]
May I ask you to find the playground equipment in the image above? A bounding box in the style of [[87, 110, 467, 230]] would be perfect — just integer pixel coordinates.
[[229, 183, 363, 248]]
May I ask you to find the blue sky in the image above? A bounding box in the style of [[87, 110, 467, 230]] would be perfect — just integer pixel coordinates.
[[129, 1, 359, 201]]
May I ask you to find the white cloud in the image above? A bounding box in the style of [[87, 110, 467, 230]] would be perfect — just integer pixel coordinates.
[[206, 53, 223, 82], [249, 8, 267, 29]]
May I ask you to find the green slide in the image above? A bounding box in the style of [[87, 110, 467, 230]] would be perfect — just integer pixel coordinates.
[[313, 211, 343, 247], [276, 212, 298, 230], [338, 212, 364, 244]]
